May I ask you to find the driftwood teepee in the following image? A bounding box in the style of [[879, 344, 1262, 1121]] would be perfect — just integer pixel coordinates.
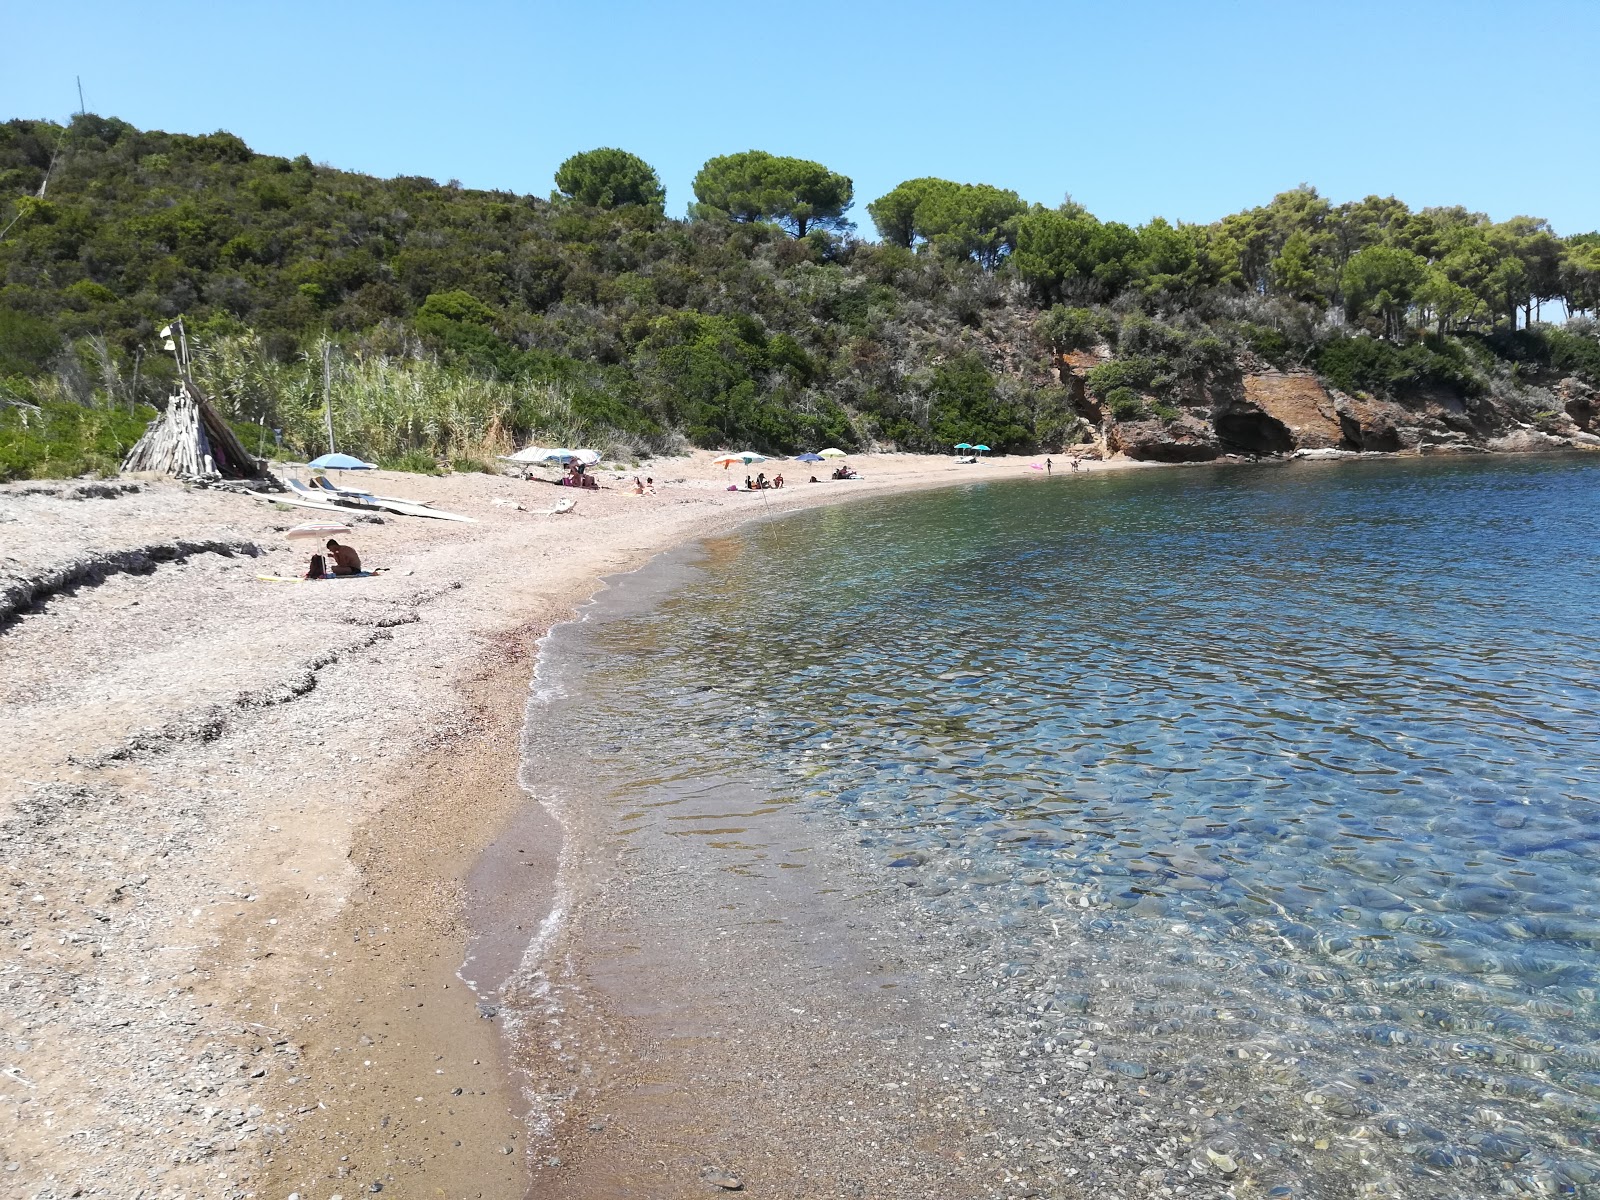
[[122, 375, 266, 481]]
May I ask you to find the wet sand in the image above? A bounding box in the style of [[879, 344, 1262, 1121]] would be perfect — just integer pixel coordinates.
[[0, 450, 1144, 1197]]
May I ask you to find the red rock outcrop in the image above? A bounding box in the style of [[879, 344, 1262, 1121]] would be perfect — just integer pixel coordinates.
[[1240, 373, 1345, 449]]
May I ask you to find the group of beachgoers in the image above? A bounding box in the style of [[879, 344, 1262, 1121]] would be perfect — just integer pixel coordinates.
[[743, 465, 856, 489], [1042, 456, 1084, 475], [557, 462, 600, 489]]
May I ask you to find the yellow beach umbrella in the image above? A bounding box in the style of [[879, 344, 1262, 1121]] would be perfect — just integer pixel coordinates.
[[817, 448, 846, 459]]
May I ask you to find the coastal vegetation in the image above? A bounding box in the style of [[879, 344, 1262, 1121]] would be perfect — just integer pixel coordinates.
[[1, 113, 1597, 479]]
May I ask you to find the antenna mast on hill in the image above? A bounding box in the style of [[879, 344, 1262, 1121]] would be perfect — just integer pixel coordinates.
[[1, 84, 82, 241]]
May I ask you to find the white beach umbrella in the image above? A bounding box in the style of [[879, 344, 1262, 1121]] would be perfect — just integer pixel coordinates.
[[286, 522, 354, 541], [817, 448, 846, 459]]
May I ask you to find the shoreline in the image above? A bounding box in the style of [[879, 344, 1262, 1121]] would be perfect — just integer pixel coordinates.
[[1, 445, 1580, 1197], [1, 449, 1139, 1198]]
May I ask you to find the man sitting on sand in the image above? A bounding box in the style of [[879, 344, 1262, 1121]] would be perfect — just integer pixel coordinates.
[[772, 473, 784, 489], [306, 538, 361, 579]]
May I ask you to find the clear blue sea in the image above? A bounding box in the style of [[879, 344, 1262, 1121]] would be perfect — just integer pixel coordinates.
[[530, 455, 1600, 1198]]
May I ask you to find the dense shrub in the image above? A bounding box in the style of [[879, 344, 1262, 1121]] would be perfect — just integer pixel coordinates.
[[380, 449, 441, 474], [1239, 323, 1291, 367], [1086, 356, 1167, 396], [1548, 326, 1600, 384], [1104, 387, 1145, 420], [0, 396, 155, 480], [1314, 334, 1485, 399], [1034, 305, 1101, 354]]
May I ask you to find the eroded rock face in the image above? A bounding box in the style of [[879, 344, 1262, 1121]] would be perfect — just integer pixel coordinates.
[[1058, 349, 1109, 424], [1559, 378, 1599, 432], [1334, 394, 1416, 452], [1081, 348, 1595, 462], [1214, 408, 1295, 455], [1485, 428, 1576, 453], [1240, 373, 1344, 450], [1108, 414, 1220, 462]]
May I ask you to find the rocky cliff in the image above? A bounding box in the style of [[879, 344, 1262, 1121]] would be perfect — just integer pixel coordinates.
[[1059, 348, 1600, 463]]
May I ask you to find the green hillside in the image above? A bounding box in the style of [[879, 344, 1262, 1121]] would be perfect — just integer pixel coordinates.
[[1, 113, 1597, 479]]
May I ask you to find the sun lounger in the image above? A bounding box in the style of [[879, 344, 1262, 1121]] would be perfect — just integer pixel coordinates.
[[285, 477, 475, 522], [309, 475, 438, 508], [243, 488, 353, 514]]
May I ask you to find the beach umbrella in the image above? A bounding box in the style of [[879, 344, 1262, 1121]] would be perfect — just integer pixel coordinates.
[[818, 448, 846, 459], [737, 451, 768, 464], [286, 522, 354, 540], [308, 452, 376, 470], [973, 444, 991, 454], [712, 453, 745, 469], [954, 442, 972, 450], [795, 452, 824, 463], [508, 447, 603, 465]]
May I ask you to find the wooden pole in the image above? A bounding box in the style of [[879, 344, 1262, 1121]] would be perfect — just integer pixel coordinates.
[[322, 341, 335, 455]]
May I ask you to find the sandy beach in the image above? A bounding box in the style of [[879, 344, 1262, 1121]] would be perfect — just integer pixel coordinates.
[[0, 450, 1150, 1199]]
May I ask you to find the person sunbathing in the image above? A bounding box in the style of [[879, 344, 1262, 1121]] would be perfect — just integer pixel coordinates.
[[772, 473, 784, 489], [755, 472, 768, 490], [745, 475, 755, 491], [306, 538, 361, 579]]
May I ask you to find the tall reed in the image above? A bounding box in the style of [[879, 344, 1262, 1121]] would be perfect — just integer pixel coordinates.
[[192, 333, 664, 463]]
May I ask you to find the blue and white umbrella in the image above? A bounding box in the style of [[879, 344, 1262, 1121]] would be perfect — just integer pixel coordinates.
[[308, 452, 376, 470]]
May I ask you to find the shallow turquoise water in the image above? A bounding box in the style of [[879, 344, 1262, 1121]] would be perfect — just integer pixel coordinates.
[[546, 456, 1600, 1197]]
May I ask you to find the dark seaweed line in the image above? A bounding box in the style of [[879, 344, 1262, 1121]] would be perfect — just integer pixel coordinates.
[[0, 538, 261, 629]]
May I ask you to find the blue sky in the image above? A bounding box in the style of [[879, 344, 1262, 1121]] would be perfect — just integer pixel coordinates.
[[5, 0, 1597, 236]]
